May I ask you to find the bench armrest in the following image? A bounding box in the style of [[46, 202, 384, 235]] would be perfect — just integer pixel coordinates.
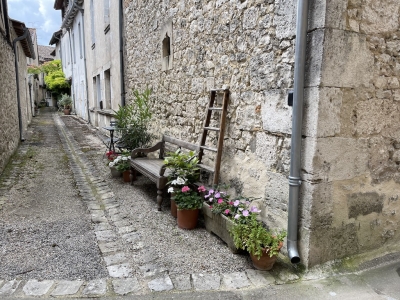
[[131, 141, 164, 159]]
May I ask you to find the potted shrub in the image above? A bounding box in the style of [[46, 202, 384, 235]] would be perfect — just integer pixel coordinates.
[[109, 152, 131, 182], [59, 94, 72, 115], [113, 88, 155, 150], [174, 185, 204, 230], [164, 149, 199, 217], [231, 213, 286, 271]]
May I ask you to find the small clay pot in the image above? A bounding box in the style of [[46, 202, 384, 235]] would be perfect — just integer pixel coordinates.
[[250, 242, 283, 271], [177, 209, 199, 230], [122, 170, 131, 182]]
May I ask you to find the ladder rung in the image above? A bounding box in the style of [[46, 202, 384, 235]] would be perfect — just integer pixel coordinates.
[[208, 107, 222, 111], [204, 127, 220, 132], [200, 145, 218, 152], [198, 163, 215, 173], [211, 88, 229, 92]]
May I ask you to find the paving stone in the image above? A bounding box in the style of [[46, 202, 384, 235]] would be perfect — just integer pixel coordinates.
[[98, 241, 121, 254], [170, 274, 191, 290], [222, 272, 251, 289], [104, 202, 120, 209], [245, 269, 275, 286], [95, 230, 116, 241], [91, 210, 105, 218], [108, 208, 119, 216], [148, 276, 174, 292], [0, 280, 21, 296], [277, 269, 300, 282], [92, 215, 108, 223], [114, 219, 132, 227], [122, 232, 141, 243], [192, 273, 221, 291], [23, 279, 54, 296], [51, 280, 83, 296], [100, 192, 114, 199], [118, 225, 137, 234], [108, 263, 132, 278], [104, 252, 128, 266], [139, 263, 167, 278], [94, 222, 113, 231], [112, 278, 141, 295], [82, 279, 107, 296], [111, 214, 127, 222]]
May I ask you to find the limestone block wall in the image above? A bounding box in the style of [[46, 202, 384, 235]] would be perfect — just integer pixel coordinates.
[[123, 0, 400, 268], [0, 35, 19, 173], [304, 0, 400, 267]]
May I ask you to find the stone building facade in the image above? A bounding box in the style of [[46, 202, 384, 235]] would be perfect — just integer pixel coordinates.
[[123, 0, 400, 268], [0, 4, 35, 174]]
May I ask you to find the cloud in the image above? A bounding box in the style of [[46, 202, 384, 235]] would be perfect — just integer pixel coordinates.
[[7, 0, 61, 45]]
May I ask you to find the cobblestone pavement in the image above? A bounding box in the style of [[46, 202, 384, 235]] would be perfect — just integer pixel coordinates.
[[0, 109, 302, 298]]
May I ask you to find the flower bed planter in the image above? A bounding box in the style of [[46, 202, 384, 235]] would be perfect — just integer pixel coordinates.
[[202, 202, 241, 253]]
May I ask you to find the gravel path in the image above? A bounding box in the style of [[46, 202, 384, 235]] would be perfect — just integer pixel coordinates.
[[0, 110, 108, 280]]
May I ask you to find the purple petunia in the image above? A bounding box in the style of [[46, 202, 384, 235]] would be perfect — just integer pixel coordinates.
[[242, 210, 249, 217], [233, 200, 240, 207]]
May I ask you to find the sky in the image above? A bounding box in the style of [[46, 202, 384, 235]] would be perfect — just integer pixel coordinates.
[[7, 0, 62, 46]]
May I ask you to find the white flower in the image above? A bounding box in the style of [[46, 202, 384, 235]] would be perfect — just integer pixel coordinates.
[[176, 177, 186, 185], [109, 162, 114, 167], [167, 187, 174, 193], [122, 156, 129, 161]]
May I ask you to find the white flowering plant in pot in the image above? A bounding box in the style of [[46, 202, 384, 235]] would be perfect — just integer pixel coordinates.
[[108, 152, 130, 172]]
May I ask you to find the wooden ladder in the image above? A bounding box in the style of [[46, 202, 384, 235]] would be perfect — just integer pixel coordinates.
[[198, 88, 229, 185]]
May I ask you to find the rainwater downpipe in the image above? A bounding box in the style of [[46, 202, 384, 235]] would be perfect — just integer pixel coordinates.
[[13, 27, 30, 142], [287, 0, 309, 264], [119, 0, 126, 107]]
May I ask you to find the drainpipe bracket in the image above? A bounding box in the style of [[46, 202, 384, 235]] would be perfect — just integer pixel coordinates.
[[288, 176, 302, 186]]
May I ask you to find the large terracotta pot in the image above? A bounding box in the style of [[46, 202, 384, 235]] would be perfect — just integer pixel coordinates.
[[63, 108, 71, 115], [122, 170, 131, 182], [177, 209, 199, 230], [249, 242, 283, 271]]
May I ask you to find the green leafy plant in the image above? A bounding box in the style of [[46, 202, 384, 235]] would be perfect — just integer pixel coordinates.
[[231, 214, 286, 259], [113, 88, 155, 150], [164, 149, 199, 185], [174, 185, 204, 210], [58, 94, 72, 109]]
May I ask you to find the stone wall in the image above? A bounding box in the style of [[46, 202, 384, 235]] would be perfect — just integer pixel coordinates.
[[304, 0, 400, 267], [0, 34, 19, 173], [123, 0, 400, 268]]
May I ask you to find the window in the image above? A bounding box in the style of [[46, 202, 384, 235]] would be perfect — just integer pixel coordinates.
[[104, 69, 111, 109], [96, 74, 102, 108], [78, 22, 83, 58], [90, 0, 95, 47]]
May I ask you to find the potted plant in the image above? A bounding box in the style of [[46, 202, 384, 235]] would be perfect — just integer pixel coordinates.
[[174, 185, 204, 230], [113, 88, 155, 150], [59, 94, 72, 115], [106, 151, 121, 177], [108, 152, 131, 182], [231, 213, 286, 271], [164, 149, 199, 217]]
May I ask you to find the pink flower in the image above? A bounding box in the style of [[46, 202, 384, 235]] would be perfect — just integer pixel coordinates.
[[217, 198, 224, 204], [208, 189, 214, 194], [242, 210, 249, 217], [228, 201, 233, 205], [250, 206, 261, 213], [215, 192, 221, 198], [233, 200, 240, 207], [224, 209, 230, 215], [198, 186, 206, 192], [181, 186, 190, 192]]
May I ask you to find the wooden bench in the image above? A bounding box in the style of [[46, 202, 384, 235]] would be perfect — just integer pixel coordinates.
[[129, 135, 199, 211]]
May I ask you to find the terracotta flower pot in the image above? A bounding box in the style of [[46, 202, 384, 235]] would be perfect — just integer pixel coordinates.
[[170, 195, 177, 218], [250, 242, 283, 271], [122, 170, 131, 182], [177, 209, 199, 230]]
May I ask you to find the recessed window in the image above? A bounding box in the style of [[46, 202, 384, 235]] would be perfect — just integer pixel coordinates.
[[161, 19, 173, 71]]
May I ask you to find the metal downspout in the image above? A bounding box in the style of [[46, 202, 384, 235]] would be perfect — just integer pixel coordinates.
[[119, 0, 126, 107], [287, 0, 309, 264], [12, 27, 30, 142]]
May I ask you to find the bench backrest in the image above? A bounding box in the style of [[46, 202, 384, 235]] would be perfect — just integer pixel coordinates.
[[160, 135, 199, 159]]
